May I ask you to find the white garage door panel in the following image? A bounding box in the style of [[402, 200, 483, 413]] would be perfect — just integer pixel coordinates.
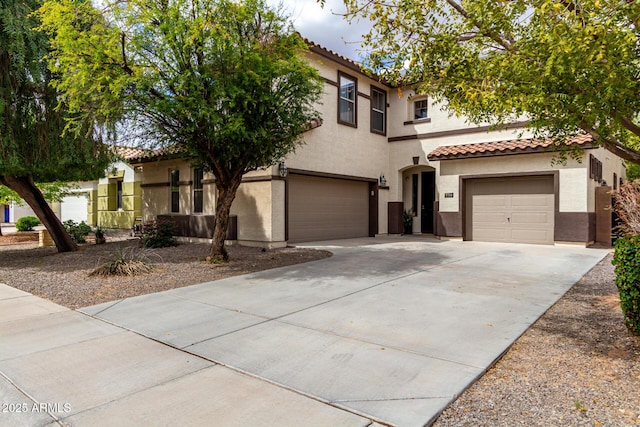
[[289, 175, 369, 243], [61, 195, 88, 223], [468, 177, 554, 245]]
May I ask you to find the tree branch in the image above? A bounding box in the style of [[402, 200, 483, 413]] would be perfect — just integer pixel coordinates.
[[580, 121, 640, 164]]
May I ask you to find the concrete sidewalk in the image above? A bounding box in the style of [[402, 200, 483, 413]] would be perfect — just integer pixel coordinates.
[[0, 238, 608, 426]]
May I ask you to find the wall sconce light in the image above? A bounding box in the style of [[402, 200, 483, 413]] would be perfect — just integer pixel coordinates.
[[379, 174, 387, 186], [278, 161, 288, 178], [412, 156, 420, 165]]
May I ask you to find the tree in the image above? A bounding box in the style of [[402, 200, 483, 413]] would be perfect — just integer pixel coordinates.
[[0, 0, 111, 251], [334, 0, 640, 162], [40, 0, 323, 261]]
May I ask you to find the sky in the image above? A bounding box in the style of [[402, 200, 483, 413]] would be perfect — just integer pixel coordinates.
[[265, 0, 371, 61]]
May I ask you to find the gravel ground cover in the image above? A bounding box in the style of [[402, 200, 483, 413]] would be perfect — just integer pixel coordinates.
[[434, 253, 640, 427], [0, 235, 330, 309], [1, 234, 638, 425]]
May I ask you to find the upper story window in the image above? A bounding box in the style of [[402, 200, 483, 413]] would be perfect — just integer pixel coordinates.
[[338, 71, 357, 127], [371, 87, 386, 135], [193, 168, 203, 213], [414, 99, 429, 120], [170, 169, 180, 213]]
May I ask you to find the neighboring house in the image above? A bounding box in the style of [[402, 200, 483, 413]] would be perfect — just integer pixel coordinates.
[[0, 156, 141, 230], [89, 158, 142, 229], [122, 40, 626, 247]]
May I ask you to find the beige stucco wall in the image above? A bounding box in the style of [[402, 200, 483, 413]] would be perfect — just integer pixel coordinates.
[[436, 150, 615, 214], [585, 147, 627, 211]]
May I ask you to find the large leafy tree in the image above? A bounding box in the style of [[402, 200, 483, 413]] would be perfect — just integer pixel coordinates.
[[40, 0, 323, 261], [0, 0, 111, 251], [335, 0, 640, 162]]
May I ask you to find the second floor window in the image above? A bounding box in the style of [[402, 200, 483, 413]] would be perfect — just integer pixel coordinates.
[[338, 72, 357, 126], [170, 169, 180, 213], [371, 87, 386, 134], [193, 168, 203, 213], [414, 99, 428, 120]]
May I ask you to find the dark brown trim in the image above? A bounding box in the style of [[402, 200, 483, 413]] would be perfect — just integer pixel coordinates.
[[555, 212, 595, 243], [436, 211, 463, 237], [308, 44, 388, 84], [459, 171, 559, 241], [288, 168, 377, 183], [241, 176, 274, 183], [337, 70, 358, 128], [141, 182, 170, 188], [404, 118, 432, 126], [178, 180, 192, 186], [284, 177, 289, 242], [388, 120, 530, 143], [322, 76, 338, 87], [369, 182, 379, 237], [202, 179, 216, 185]]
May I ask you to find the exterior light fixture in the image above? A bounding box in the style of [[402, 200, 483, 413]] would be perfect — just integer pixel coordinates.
[[379, 174, 387, 186], [278, 161, 288, 178]]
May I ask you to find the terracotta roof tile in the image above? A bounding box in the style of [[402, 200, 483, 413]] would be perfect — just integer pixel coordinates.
[[427, 134, 593, 160]]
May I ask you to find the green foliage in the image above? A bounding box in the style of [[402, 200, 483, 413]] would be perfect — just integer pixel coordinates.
[[89, 246, 155, 276], [63, 219, 92, 243], [140, 219, 178, 248], [612, 236, 640, 336], [625, 163, 640, 181], [40, 0, 324, 257], [0, 0, 112, 182], [16, 216, 40, 232], [403, 209, 414, 228], [339, 0, 640, 162]]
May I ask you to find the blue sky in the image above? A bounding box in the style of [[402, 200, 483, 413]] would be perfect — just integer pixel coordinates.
[[266, 0, 371, 61]]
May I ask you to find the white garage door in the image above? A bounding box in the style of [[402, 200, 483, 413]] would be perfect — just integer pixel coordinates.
[[60, 194, 88, 223], [466, 176, 555, 244], [288, 174, 370, 243]]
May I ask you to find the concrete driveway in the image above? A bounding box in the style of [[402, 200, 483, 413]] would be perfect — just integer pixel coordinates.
[[0, 237, 607, 426]]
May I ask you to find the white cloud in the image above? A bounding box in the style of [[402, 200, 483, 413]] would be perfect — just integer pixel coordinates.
[[266, 0, 371, 61]]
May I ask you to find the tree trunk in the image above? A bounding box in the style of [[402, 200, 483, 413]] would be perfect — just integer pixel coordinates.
[[0, 175, 78, 252], [209, 176, 242, 262]]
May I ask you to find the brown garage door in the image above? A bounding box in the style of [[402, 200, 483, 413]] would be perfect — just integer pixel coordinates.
[[466, 176, 555, 244], [288, 174, 369, 243]]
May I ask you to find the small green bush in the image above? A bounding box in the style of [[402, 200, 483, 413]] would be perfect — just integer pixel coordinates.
[[612, 236, 640, 336], [140, 219, 178, 248], [16, 216, 40, 232], [63, 220, 92, 243]]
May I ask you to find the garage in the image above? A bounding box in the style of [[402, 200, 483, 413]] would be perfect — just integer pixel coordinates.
[[60, 194, 89, 224], [465, 176, 555, 244], [288, 174, 371, 243]]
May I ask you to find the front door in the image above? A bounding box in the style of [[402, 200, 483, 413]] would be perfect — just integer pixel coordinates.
[[421, 171, 435, 234], [3, 205, 9, 223]]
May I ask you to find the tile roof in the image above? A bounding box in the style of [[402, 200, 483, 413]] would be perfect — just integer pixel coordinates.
[[113, 144, 186, 162], [427, 134, 593, 160]]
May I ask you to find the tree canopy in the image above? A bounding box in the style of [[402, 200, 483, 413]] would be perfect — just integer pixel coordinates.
[[0, 0, 111, 251], [335, 0, 640, 162], [40, 0, 323, 260]]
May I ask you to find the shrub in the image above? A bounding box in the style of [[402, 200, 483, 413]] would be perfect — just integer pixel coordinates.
[[613, 181, 640, 236], [63, 220, 92, 243], [140, 219, 178, 248], [16, 216, 40, 232], [89, 246, 156, 276], [612, 236, 640, 335], [612, 180, 640, 336]]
